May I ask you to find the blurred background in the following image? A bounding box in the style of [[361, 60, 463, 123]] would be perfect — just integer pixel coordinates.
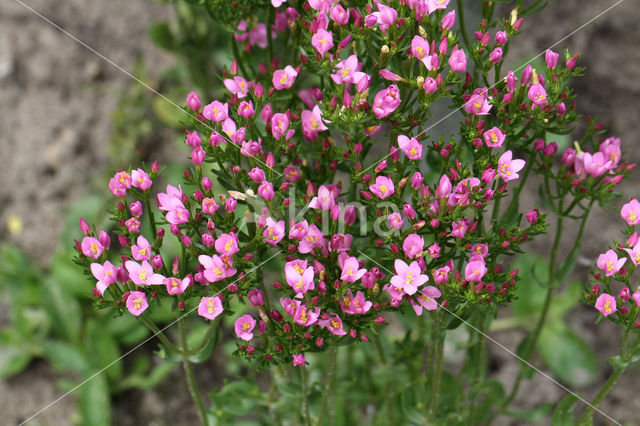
[[0, 0, 638, 424]]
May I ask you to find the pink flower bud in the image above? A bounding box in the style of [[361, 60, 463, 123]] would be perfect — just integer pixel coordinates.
[[186, 91, 201, 111], [545, 49, 559, 69], [489, 47, 503, 63], [403, 204, 416, 219], [525, 209, 538, 223], [495, 31, 507, 45], [79, 218, 91, 235], [442, 10, 456, 29], [543, 142, 558, 156], [521, 64, 532, 86], [533, 139, 545, 151], [151, 254, 163, 269]]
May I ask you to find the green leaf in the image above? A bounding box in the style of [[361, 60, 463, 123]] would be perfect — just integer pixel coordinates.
[[538, 323, 598, 388], [0, 346, 33, 379], [507, 402, 553, 421], [554, 242, 582, 285], [515, 334, 536, 379], [552, 394, 578, 426], [116, 362, 176, 391], [400, 385, 428, 424], [43, 277, 82, 343], [149, 21, 175, 50], [43, 340, 89, 376], [78, 374, 111, 426], [86, 320, 122, 381]]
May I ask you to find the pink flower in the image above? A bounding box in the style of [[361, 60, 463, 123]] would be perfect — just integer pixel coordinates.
[[433, 266, 450, 285], [388, 212, 404, 229], [528, 83, 547, 109], [126, 291, 148, 316], [298, 224, 324, 254], [330, 5, 349, 25], [497, 150, 526, 182], [309, 185, 336, 210], [109, 171, 131, 197], [199, 254, 237, 282], [285, 259, 315, 295], [599, 137, 622, 166], [483, 127, 505, 148], [90, 260, 117, 295], [125, 260, 165, 286], [131, 235, 152, 261], [272, 65, 298, 90], [596, 249, 627, 277], [284, 165, 302, 183], [464, 90, 492, 116], [215, 232, 240, 256], [451, 220, 468, 238], [198, 296, 223, 320], [365, 3, 397, 33], [428, 243, 441, 258], [621, 199, 640, 226], [427, 0, 450, 13], [289, 220, 309, 240], [340, 290, 372, 314], [340, 256, 367, 282], [258, 181, 275, 200], [125, 217, 141, 233], [202, 197, 219, 215], [301, 105, 328, 141], [372, 85, 401, 118], [465, 259, 487, 282], [131, 168, 152, 190], [331, 54, 367, 85], [489, 47, 503, 63], [411, 286, 441, 316], [237, 100, 255, 118], [595, 293, 617, 317], [369, 175, 395, 199], [633, 291, 640, 308], [311, 28, 333, 57], [319, 313, 347, 335], [448, 45, 467, 72], [545, 49, 559, 69], [379, 69, 403, 81], [203, 100, 229, 122], [403, 234, 424, 259], [263, 217, 285, 245], [248, 289, 265, 307], [525, 209, 538, 223], [470, 243, 489, 258], [292, 354, 306, 366], [294, 304, 321, 326], [165, 276, 191, 295], [234, 314, 256, 341], [186, 91, 201, 111], [391, 259, 429, 296], [223, 76, 249, 98], [81, 237, 104, 259], [271, 113, 289, 139], [397, 135, 422, 160]]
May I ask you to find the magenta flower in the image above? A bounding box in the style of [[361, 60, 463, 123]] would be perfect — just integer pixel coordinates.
[[340, 256, 367, 283], [258, 181, 275, 200], [448, 45, 467, 72], [271, 113, 289, 139], [433, 266, 450, 285], [633, 291, 640, 308], [234, 314, 256, 341], [369, 175, 395, 200], [248, 289, 265, 307], [330, 5, 349, 25], [451, 220, 468, 238], [309, 185, 336, 210], [125, 217, 141, 233], [289, 220, 309, 240], [595, 293, 617, 317], [272, 65, 298, 90], [340, 290, 373, 315], [198, 296, 223, 320], [215, 232, 240, 256], [525, 209, 538, 223], [301, 105, 328, 141], [596, 249, 627, 277], [403, 233, 424, 259], [528, 83, 547, 109], [464, 91, 492, 116], [199, 254, 237, 282], [483, 127, 505, 148], [311, 28, 333, 58], [545, 49, 559, 69], [319, 313, 347, 335], [600, 137, 621, 166], [621, 199, 640, 226], [126, 260, 165, 286], [285, 259, 315, 295], [81, 237, 104, 259], [126, 291, 148, 316], [372, 84, 401, 118], [410, 35, 431, 66], [465, 259, 487, 282], [331, 54, 367, 85], [165, 276, 191, 295], [470, 243, 489, 258], [202, 197, 219, 215], [292, 354, 306, 366], [203, 100, 229, 122], [391, 259, 429, 296], [497, 150, 526, 182], [131, 168, 152, 190], [90, 260, 117, 295], [294, 304, 321, 326], [237, 100, 255, 118], [398, 135, 422, 160], [263, 217, 285, 245], [109, 170, 132, 197], [428, 243, 441, 258], [388, 212, 403, 230], [131, 235, 151, 261], [186, 91, 201, 111], [411, 286, 442, 316], [284, 165, 302, 183], [298, 224, 324, 254]]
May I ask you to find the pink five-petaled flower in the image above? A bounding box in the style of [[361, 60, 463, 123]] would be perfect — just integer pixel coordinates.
[[319, 313, 347, 335], [433, 266, 450, 285], [528, 83, 547, 109], [309, 184, 336, 210], [165, 276, 191, 295], [388, 212, 403, 229], [465, 259, 487, 282], [451, 220, 468, 238], [109, 170, 132, 197], [340, 256, 367, 283], [199, 254, 237, 282], [464, 91, 492, 116], [483, 127, 506, 148], [125, 260, 165, 286], [369, 175, 395, 200], [410, 35, 435, 70], [294, 304, 321, 326], [621, 199, 640, 226], [285, 259, 315, 295], [311, 28, 333, 58], [263, 217, 285, 245], [81, 236, 104, 259], [596, 249, 627, 277], [292, 354, 306, 366], [595, 293, 617, 317], [272, 65, 298, 90], [397, 135, 422, 160], [131, 168, 152, 190], [403, 233, 424, 259], [203, 100, 229, 122], [372, 85, 401, 118], [623, 243, 640, 266], [391, 259, 429, 296], [298, 224, 324, 254], [90, 260, 117, 295], [234, 314, 256, 341], [411, 286, 442, 316], [497, 150, 526, 182], [126, 291, 148, 316], [198, 296, 223, 320], [271, 113, 289, 139], [340, 290, 372, 315], [223, 76, 249, 98], [131, 235, 152, 261], [331, 54, 368, 86], [448, 45, 467, 72], [215, 232, 240, 256], [301, 105, 328, 141]]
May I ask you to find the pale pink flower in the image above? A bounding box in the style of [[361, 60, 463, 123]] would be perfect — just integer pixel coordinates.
[[595, 293, 617, 317], [403, 233, 424, 259], [340, 290, 372, 314], [109, 171, 131, 197], [465, 259, 487, 282], [398, 135, 422, 160], [285, 259, 315, 295], [372, 85, 401, 118], [331, 54, 367, 85], [448, 45, 467, 72], [199, 254, 237, 282], [621, 199, 640, 226], [126, 260, 165, 286], [451, 220, 468, 238], [234, 314, 256, 341], [464, 90, 492, 116], [272, 65, 298, 90], [165, 276, 191, 295], [289, 220, 309, 240], [369, 175, 395, 199], [294, 304, 321, 326], [388, 212, 404, 229], [198, 296, 223, 320], [202, 197, 219, 215], [597, 249, 626, 277], [298, 224, 324, 254], [223, 76, 249, 98], [263, 217, 285, 245], [391, 259, 429, 296], [271, 113, 289, 139], [237, 100, 255, 118], [309, 185, 336, 210], [131, 235, 152, 261], [131, 168, 152, 190], [528, 83, 547, 109], [81, 237, 104, 259], [126, 291, 148, 316], [433, 266, 450, 285], [483, 127, 505, 148], [203, 100, 229, 122], [497, 150, 526, 182], [319, 313, 347, 335], [301, 105, 328, 141], [311, 28, 333, 57], [215, 232, 240, 256], [411, 286, 441, 316], [340, 256, 367, 283], [90, 260, 117, 295]]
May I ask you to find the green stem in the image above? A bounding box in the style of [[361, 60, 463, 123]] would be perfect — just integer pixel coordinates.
[[186, 317, 220, 356], [137, 315, 181, 354], [231, 38, 250, 78], [300, 366, 312, 426], [144, 197, 158, 239], [179, 316, 208, 426], [467, 312, 487, 423], [428, 311, 445, 419], [316, 345, 338, 426]]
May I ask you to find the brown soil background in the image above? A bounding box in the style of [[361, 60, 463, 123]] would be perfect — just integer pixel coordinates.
[[1, 0, 639, 424]]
